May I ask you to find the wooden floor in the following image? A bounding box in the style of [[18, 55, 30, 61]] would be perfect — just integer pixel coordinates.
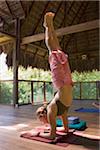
[[0, 103, 99, 150]]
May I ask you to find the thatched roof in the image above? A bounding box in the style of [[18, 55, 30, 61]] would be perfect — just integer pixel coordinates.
[[0, 1, 99, 72]]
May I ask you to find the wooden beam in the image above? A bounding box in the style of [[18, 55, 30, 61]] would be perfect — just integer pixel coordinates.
[[0, 31, 15, 45], [0, 31, 15, 39], [22, 19, 99, 45], [0, 40, 12, 46]]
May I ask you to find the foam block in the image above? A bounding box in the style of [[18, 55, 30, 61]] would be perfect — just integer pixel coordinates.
[[56, 116, 79, 127], [68, 116, 79, 124], [56, 118, 87, 130], [69, 120, 87, 130]]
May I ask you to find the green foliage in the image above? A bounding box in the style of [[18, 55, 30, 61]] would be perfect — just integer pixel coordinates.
[[18, 67, 52, 81], [0, 67, 100, 105], [81, 82, 96, 99], [0, 82, 13, 104], [18, 82, 31, 104], [5, 67, 100, 82], [73, 83, 80, 99], [72, 70, 100, 82]]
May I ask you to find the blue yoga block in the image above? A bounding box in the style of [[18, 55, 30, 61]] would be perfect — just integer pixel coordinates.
[[69, 120, 87, 130], [68, 116, 79, 124], [56, 116, 79, 126], [56, 118, 87, 130]]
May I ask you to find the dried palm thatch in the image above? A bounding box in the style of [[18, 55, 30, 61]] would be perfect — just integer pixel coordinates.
[[0, 1, 99, 72]]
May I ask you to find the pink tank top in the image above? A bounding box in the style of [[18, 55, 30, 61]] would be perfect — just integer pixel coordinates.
[[49, 49, 73, 90]]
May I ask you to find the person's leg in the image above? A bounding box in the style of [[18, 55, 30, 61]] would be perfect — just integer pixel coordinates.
[[44, 12, 61, 51], [58, 85, 73, 107]]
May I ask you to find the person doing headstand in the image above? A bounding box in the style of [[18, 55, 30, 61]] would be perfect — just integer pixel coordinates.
[[36, 12, 73, 140]]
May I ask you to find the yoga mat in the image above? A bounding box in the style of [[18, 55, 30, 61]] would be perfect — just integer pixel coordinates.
[[74, 131, 100, 140], [20, 126, 99, 148], [75, 107, 100, 113], [20, 129, 75, 147]]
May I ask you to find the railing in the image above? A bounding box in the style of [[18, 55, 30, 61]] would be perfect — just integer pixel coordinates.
[[0, 80, 99, 105]]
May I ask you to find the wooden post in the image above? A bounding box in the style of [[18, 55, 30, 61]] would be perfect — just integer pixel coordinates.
[[80, 82, 82, 100], [13, 18, 20, 107], [96, 81, 100, 100], [43, 82, 46, 103], [31, 81, 34, 105]]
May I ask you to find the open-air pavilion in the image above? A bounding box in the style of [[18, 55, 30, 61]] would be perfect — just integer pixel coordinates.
[[0, 1, 99, 150]]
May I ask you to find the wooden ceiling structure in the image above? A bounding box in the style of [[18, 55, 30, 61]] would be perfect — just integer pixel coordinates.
[[0, 0, 99, 72]]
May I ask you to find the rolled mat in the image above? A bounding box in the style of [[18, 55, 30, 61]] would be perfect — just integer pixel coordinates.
[[75, 107, 100, 113]]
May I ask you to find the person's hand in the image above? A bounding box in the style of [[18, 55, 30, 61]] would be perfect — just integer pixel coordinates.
[[43, 12, 55, 28], [57, 126, 69, 133], [27, 129, 40, 136], [39, 131, 56, 140]]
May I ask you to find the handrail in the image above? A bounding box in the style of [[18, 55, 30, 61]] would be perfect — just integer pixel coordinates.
[[0, 80, 99, 106]]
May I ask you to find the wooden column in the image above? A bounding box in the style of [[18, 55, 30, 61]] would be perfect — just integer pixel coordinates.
[[13, 18, 20, 107], [31, 81, 34, 105], [43, 82, 46, 103], [80, 82, 82, 100]]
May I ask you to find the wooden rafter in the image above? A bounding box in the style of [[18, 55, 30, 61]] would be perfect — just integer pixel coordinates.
[[5, 1, 16, 18], [21, 1, 35, 36], [20, 1, 35, 18], [28, 1, 35, 15], [0, 6, 12, 17], [53, 1, 63, 20], [64, 2, 89, 50], [22, 19, 99, 45], [61, 2, 84, 48], [32, 1, 50, 34], [20, 1, 25, 17], [63, 1, 67, 26], [59, 1, 75, 28], [59, 2, 74, 46]]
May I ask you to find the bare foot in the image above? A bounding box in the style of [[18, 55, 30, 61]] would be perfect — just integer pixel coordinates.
[[43, 12, 55, 28]]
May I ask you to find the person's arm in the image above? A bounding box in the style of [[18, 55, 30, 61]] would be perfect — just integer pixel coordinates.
[[61, 111, 69, 132]]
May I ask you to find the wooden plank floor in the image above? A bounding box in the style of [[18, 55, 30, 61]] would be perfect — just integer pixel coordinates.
[[0, 104, 99, 150]]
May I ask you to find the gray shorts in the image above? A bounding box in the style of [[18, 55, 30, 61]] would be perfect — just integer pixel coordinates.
[[56, 100, 69, 116]]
